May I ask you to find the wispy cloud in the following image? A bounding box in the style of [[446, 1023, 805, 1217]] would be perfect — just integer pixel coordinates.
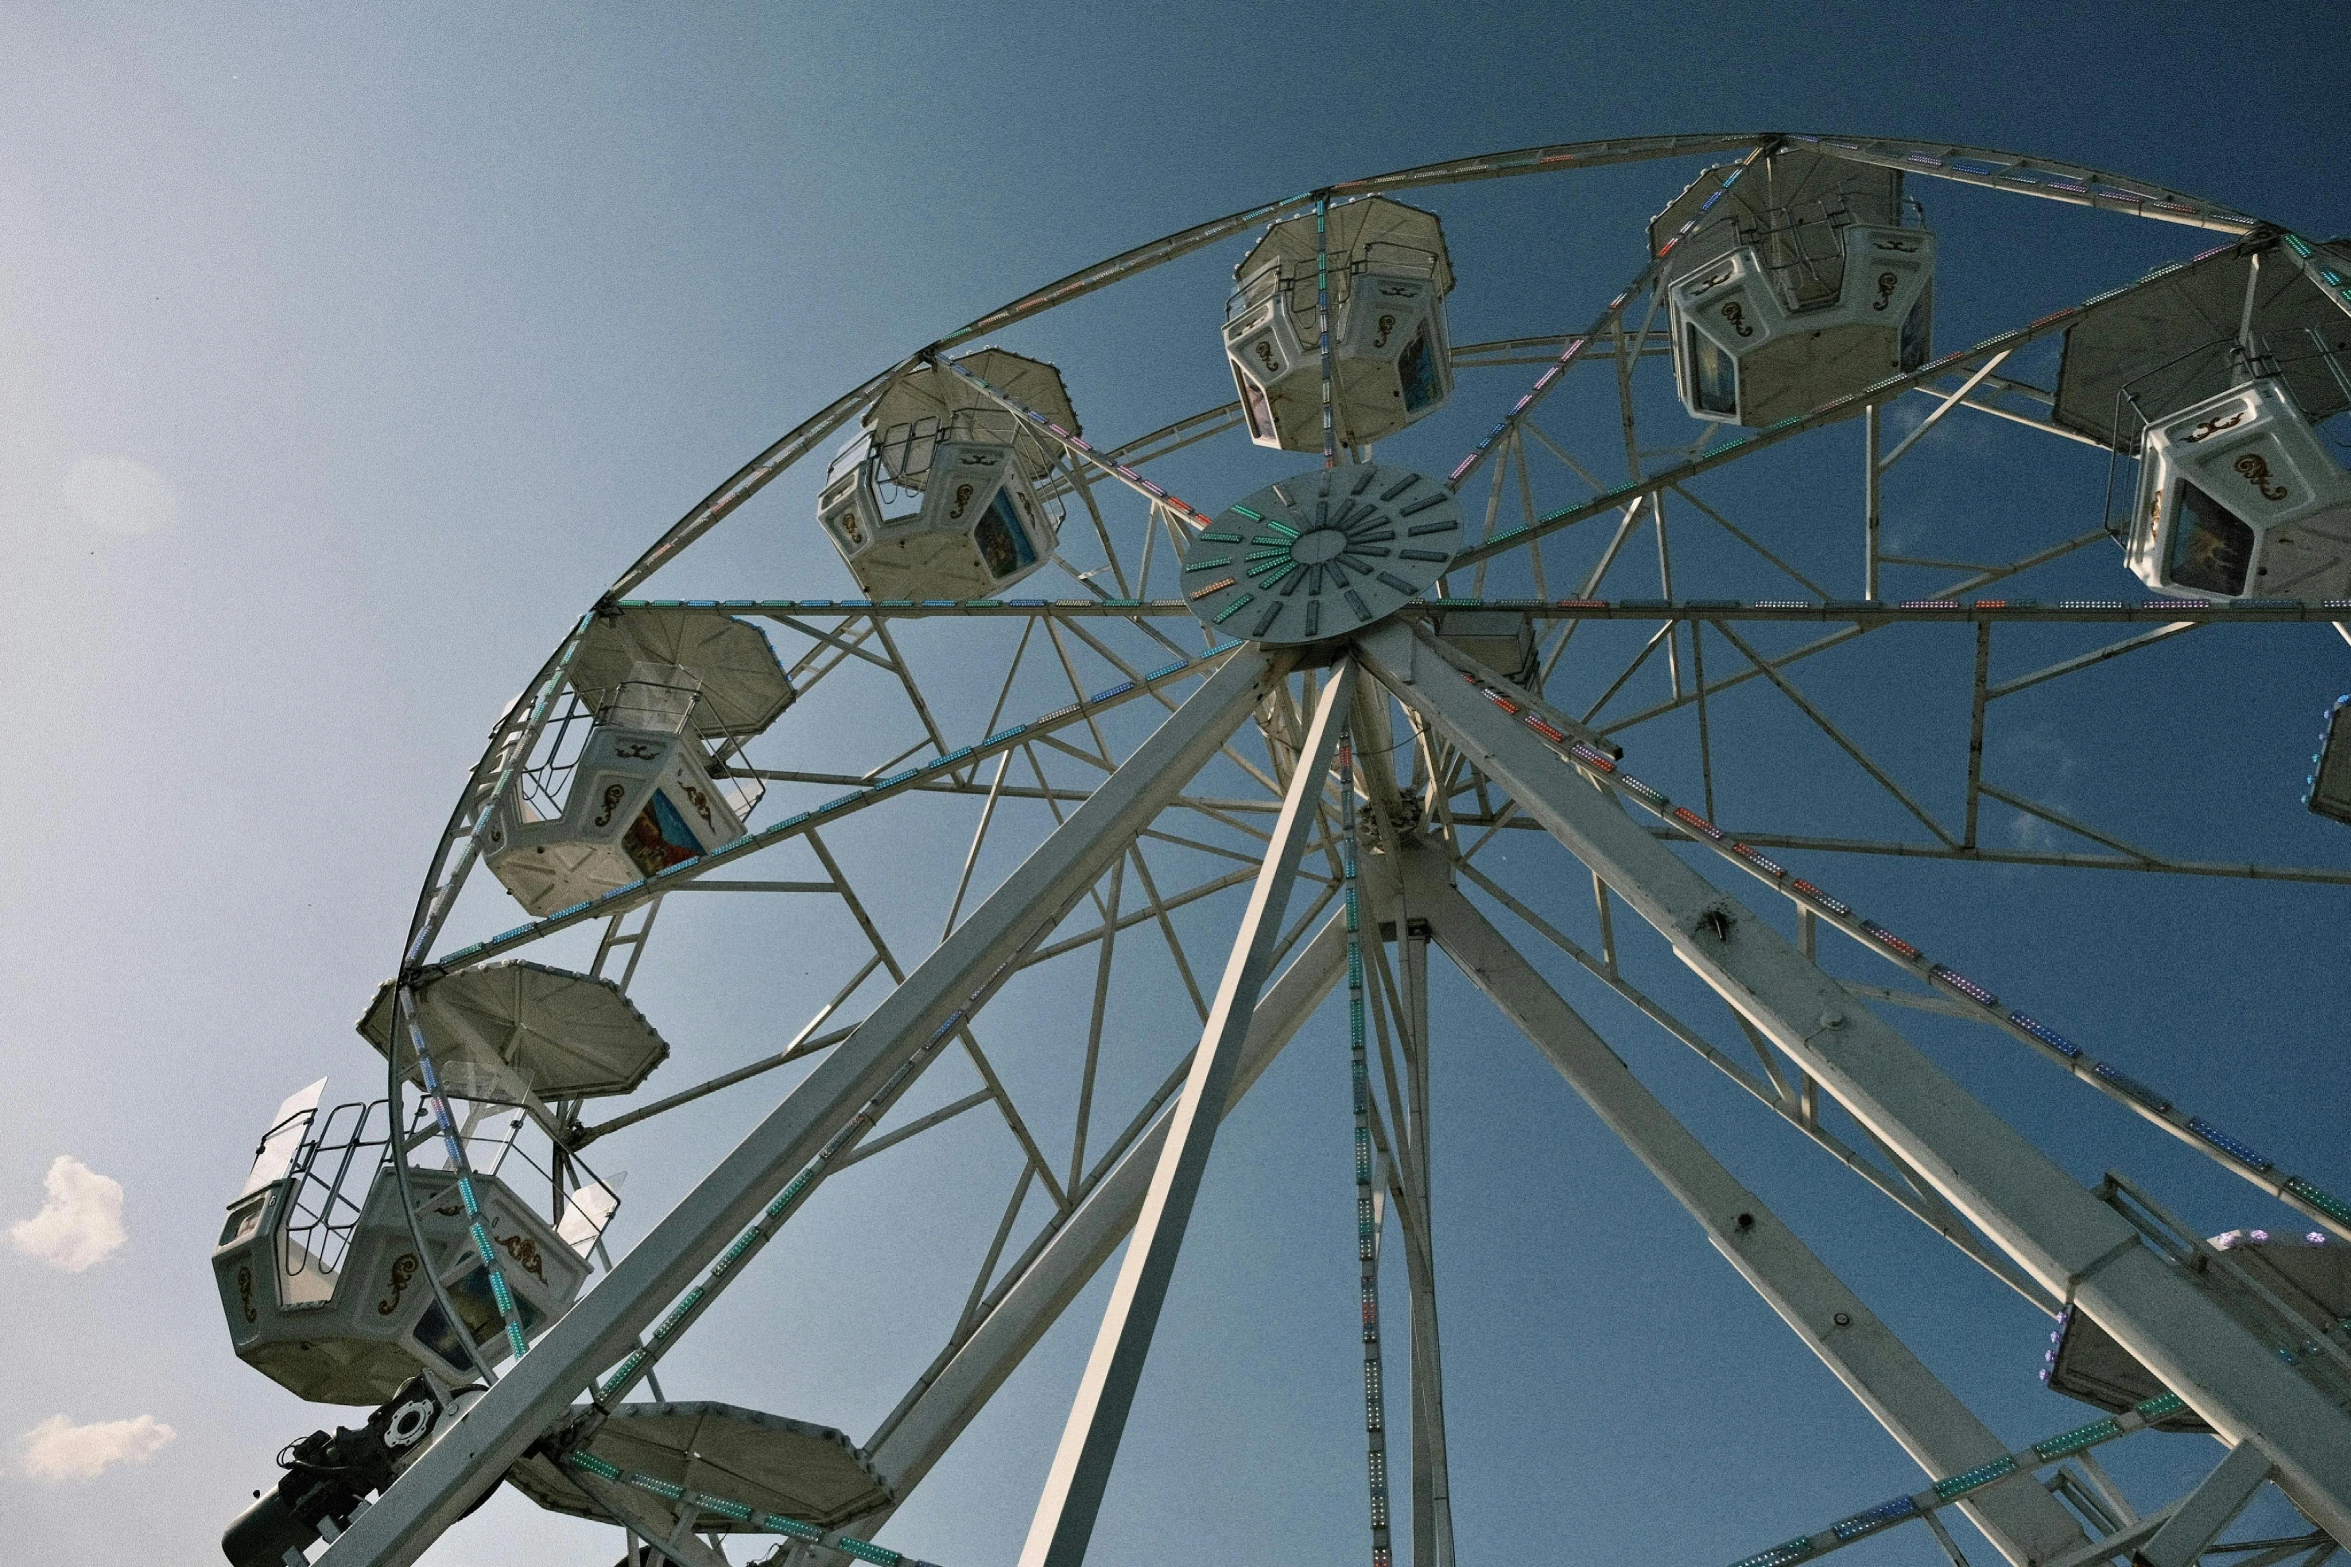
[[9, 1156, 127, 1272], [16, 1414, 175, 1481]]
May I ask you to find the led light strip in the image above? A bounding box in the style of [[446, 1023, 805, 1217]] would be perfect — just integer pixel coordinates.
[[1440, 664, 2351, 1241], [596, 990, 991, 1403], [399, 993, 533, 1364], [931, 353, 1225, 533], [1316, 195, 1338, 469], [1448, 146, 1767, 491], [615, 595, 2351, 625], [1449, 241, 2241, 571], [1720, 1391, 2187, 1567], [2278, 232, 2351, 329], [1338, 735, 1394, 1567], [564, 1449, 942, 1567]]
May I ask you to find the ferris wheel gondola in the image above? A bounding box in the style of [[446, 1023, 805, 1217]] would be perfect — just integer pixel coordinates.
[[216, 132, 2351, 1567]]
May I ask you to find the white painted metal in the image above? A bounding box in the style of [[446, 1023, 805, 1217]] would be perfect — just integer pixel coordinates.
[[1668, 222, 1934, 426], [318, 649, 1282, 1567], [1393, 839, 2089, 1567], [2131, 1441, 2274, 1567], [1357, 619, 2351, 1543], [1658, 146, 1934, 427], [1224, 197, 1454, 451], [864, 909, 1349, 1500], [302, 133, 2351, 1567], [2127, 375, 2351, 602], [1016, 660, 1355, 1567], [817, 350, 1078, 599], [1396, 927, 1455, 1567], [483, 664, 749, 918], [1181, 465, 1461, 644]]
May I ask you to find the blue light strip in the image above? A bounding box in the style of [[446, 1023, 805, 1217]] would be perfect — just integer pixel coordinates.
[[1715, 1391, 2187, 1567], [600, 987, 1003, 1403], [564, 1450, 940, 1567], [399, 994, 533, 1363]]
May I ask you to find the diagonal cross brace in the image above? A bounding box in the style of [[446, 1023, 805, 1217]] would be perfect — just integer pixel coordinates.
[[865, 907, 1350, 1501], [1395, 838, 2087, 1567], [1016, 660, 1358, 1567], [1356, 619, 2351, 1544], [319, 649, 1283, 1567]]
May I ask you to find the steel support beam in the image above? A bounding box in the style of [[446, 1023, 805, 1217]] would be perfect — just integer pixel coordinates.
[[1393, 840, 2089, 1567], [1017, 661, 1356, 1567], [866, 908, 1350, 1497], [570, 1469, 735, 1567], [1357, 620, 2351, 1544], [2133, 1442, 2274, 1567], [1398, 920, 1457, 1567], [320, 650, 1283, 1567]]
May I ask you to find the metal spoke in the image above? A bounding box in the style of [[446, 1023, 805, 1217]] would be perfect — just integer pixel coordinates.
[[329, 652, 1282, 1567], [1017, 661, 1354, 1567], [1878, 351, 2013, 471], [829, 1089, 995, 1174], [1707, 619, 1959, 847], [1070, 856, 1124, 1190], [1578, 620, 1676, 724], [1366, 618, 2351, 1544], [956, 1163, 1037, 1340], [1668, 482, 1832, 599], [330, 128, 2351, 1567], [809, 828, 1071, 1211], [1986, 621, 2200, 701], [1975, 780, 2168, 864]]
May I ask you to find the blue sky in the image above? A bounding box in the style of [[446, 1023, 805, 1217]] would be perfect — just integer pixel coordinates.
[[4, 4, 2350, 1564]]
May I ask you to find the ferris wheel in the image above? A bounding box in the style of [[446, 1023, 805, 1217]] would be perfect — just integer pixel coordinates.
[[207, 133, 2351, 1567]]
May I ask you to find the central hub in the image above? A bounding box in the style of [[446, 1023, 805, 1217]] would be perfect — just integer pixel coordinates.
[[1290, 526, 1349, 565], [1179, 463, 1463, 645]]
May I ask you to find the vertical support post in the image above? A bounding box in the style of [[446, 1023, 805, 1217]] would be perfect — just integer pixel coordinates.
[[1396, 842, 2091, 1567], [865, 914, 1351, 1502], [1965, 621, 1991, 849], [1398, 921, 1455, 1567], [1339, 734, 1395, 1567], [2236, 251, 2264, 371], [1692, 619, 1715, 820], [1655, 496, 1682, 698], [1356, 619, 2351, 1544], [1864, 402, 1883, 601], [1017, 661, 1357, 1567]]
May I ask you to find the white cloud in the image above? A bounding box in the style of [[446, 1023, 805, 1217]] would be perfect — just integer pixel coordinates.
[[17, 1414, 175, 1481], [9, 1155, 127, 1272], [61, 455, 178, 535]]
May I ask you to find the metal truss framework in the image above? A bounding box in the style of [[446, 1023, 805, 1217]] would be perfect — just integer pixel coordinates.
[[311, 130, 2351, 1567], [330, 621, 2351, 1567]]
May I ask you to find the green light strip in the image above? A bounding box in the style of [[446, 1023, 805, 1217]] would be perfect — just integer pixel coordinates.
[[1716, 1391, 2190, 1567], [564, 1451, 933, 1567]]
